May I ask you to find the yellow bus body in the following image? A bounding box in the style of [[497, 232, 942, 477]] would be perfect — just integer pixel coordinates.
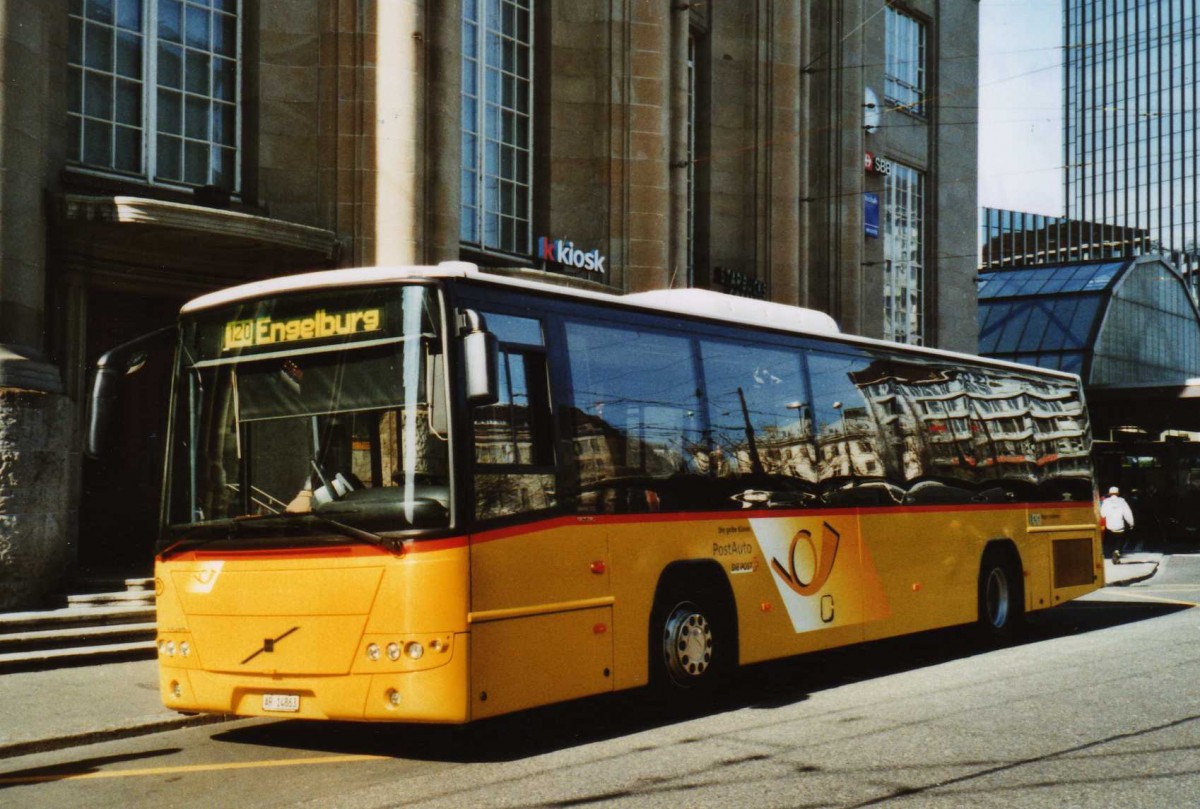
[[154, 501, 1100, 722]]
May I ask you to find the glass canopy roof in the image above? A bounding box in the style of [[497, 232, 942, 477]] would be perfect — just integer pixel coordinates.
[[976, 260, 1128, 375], [977, 258, 1200, 385], [977, 260, 1126, 299]]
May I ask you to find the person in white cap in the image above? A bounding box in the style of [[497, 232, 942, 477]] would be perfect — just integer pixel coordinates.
[[1100, 486, 1135, 563]]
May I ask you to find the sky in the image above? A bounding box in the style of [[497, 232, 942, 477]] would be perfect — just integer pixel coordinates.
[[977, 0, 1065, 216]]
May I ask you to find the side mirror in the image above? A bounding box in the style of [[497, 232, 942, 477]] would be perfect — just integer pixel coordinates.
[[85, 327, 174, 459], [460, 310, 499, 406], [85, 364, 122, 459]]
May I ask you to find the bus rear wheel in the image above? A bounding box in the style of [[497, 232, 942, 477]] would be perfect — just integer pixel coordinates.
[[662, 601, 714, 685], [649, 579, 733, 696], [978, 548, 1023, 642]]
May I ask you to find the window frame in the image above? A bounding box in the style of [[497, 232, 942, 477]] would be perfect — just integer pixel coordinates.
[[884, 4, 927, 118], [464, 304, 559, 525], [460, 0, 535, 258], [67, 0, 243, 194], [883, 160, 926, 346]]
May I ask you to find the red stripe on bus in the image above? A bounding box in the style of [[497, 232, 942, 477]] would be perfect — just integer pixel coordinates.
[[465, 501, 1095, 545], [169, 545, 391, 562], [161, 500, 1095, 559], [401, 536, 469, 553]]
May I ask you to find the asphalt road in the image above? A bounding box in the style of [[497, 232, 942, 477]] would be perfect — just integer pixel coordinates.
[[4, 559, 1200, 808]]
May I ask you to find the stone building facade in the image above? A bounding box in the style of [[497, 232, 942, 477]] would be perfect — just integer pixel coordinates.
[[0, 1, 977, 607]]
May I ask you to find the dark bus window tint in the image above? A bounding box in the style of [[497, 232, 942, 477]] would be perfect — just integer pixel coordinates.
[[473, 346, 556, 520], [698, 338, 815, 484], [475, 352, 531, 465], [564, 321, 701, 513], [483, 312, 544, 346]]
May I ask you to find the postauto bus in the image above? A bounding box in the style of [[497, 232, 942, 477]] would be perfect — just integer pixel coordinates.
[[87, 263, 1103, 722]]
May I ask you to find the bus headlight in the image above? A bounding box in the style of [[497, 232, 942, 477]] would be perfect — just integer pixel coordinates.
[[358, 635, 449, 670]]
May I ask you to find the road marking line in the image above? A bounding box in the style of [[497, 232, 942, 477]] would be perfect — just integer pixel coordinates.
[[0, 754, 388, 786], [1100, 591, 1199, 607]]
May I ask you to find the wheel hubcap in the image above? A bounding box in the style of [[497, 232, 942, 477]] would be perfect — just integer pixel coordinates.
[[662, 604, 713, 684], [985, 567, 1009, 628]]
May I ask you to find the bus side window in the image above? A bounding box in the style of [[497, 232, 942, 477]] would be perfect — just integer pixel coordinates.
[[471, 313, 556, 521], [474, 350, 553, 466], [697, 336, 813, 485], [806, 350, 890, 487], [563, 320, 701, 513]]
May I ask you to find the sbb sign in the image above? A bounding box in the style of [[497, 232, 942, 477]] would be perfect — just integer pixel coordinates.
[[864, 152, 893, 176], [538, 237, 607, 274]]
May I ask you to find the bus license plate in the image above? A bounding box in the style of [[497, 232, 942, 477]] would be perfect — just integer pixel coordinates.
[[262, 693, 300, 712]]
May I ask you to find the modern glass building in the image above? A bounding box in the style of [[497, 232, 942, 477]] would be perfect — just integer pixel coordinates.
[[1065, 1, 1200, 286], [980, 207, 1150, 269]]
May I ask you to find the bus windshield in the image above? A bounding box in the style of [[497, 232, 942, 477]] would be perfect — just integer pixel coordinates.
[[165, 285, 450, 541]]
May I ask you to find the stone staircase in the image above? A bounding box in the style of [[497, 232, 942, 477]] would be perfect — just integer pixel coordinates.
[[0, 578, 157, 673]]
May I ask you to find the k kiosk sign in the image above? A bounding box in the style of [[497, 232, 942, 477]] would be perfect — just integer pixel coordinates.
[[537, 237, 608, 279]]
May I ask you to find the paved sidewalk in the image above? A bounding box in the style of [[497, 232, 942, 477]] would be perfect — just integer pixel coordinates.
[[0, 658, 226, 759]]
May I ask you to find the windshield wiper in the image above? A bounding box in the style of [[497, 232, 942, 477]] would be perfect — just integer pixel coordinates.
[[295, 513, 398, 552]]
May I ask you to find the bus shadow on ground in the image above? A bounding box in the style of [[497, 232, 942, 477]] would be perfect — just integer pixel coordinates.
[[212, 598, 1188, 763]]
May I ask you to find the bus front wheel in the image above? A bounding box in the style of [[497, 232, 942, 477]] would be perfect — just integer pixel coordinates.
[[978, 547, 1023, 642]]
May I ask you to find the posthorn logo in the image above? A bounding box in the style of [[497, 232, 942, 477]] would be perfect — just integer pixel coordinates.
[[770, 522, 841, 597]]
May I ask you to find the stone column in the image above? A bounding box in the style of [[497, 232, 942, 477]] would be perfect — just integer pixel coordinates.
[[425, 0, 462, 263], [620, 1, 671, 293], [933, 0, 979, 353], [668, 1, 689, 289], [374, 0, 426, 265], [767, 0, 801, 306], [0, 1, 73, 609]]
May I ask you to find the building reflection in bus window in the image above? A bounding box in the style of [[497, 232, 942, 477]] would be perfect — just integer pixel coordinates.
[[564, 320, 701, 513], [697, 337, 817, 494]]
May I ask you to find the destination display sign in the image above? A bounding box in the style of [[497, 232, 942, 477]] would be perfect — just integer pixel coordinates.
[[221, 308, 383, 352], [184, 286, 426, 363]]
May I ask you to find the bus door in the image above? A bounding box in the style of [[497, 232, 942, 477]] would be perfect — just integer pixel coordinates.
[[465, 310, 613, 718]]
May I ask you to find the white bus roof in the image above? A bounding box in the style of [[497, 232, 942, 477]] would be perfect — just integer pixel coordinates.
[[179, 262, 1080, 382], [181, 262, 839, 333]]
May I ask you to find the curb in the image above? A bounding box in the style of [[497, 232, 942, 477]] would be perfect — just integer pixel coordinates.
[[0, 713, 233, 760], [1107, 561, 1160, 587]]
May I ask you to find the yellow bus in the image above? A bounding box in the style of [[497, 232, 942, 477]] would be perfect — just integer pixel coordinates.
[[88, 262, 1103, 723]]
